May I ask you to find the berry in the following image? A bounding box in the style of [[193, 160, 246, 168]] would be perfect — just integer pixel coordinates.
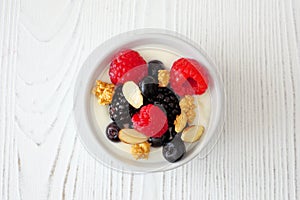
[[109, 85, 138, 128], [153, 87, 181, 126], [132, 104, 168, 138], [162, 134, 186, 163], [148, 60, 165, 82], [148, 130, 170, 147], [138, 76, 158, 101], [109, 49, 147, 84], [170, 58, 208, 96], [106, 122, 121, 142]]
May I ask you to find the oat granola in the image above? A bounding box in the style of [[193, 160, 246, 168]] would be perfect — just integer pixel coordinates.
[[92, 80, 115, 105], [131, 142, 151, 159], [158, 70, 170, 87], [179, 95, 196, 124]]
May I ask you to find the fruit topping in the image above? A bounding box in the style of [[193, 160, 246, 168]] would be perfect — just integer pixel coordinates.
[[92, 80, 115, 105], [154, 87, 181, 126], [174, 113, 188, 133], [94, 49, 210, 163], [122, 81, 143, 109], [132, 104, 168, 138], [119, 129, 148, 144], [106, 122, 120, 142], [163, 134, 186, 163], [109, 85, 138, 128], [138, 76, 158, 101], [158, 70, 170, 87], [170, 58, 208, 96], [181, 125, 204, 142], [131, 141, 151, 159], [109, 49, 147, 84], [148, 129, 170, 147], [148, 60, 165, 82], [179, 95, 196, 124]]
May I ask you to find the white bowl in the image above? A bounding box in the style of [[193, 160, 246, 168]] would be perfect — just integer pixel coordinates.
[[73, 29, 225, 173]]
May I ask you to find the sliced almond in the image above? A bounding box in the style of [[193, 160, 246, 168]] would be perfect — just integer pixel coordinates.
[[174, 113, 188, 133], [122, 81, 143, 108], [181, 125, 204, 143], [119, 129, 148, 144]]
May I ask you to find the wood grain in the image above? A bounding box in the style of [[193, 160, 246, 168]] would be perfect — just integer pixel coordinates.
[[0, 0, 299, 199]]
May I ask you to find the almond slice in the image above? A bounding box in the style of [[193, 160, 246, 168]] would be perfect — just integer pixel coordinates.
[[181, 125, 204, 143], [122, 81, 143, 108], [119, 129, 148, 144]]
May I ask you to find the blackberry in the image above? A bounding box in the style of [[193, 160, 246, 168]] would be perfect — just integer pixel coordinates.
[[109, 85, 138, 128], [154, 87, 181, 126]]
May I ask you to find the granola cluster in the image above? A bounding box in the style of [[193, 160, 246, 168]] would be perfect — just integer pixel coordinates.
[[131, 142, 151, 160], [179, 95, 196, 124], [92, 80, 115, 105], [174, 113, 188, 133], [158, 70, 170, 87]]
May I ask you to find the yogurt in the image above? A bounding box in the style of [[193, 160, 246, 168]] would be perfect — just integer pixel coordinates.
[[90, 46, 211, 160]]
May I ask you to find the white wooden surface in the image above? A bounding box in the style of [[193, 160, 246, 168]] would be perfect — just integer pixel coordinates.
[[0, 0, 299, 199]]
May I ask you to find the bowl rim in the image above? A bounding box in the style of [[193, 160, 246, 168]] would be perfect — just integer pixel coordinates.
[[73, 28, 225, 173]]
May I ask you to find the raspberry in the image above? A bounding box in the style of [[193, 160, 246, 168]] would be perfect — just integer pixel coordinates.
[[132, 104, 168, 138], [170, 58, 208, 96], [109, 49, 147, 84]]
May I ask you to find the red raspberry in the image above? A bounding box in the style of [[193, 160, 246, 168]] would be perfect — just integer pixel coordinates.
[[132, 104, 168, 138], [170, 58, 208, 96], [109, 49, 147, 84]]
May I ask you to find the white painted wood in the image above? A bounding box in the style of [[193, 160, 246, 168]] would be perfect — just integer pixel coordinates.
[[0, 0, 299, 199]]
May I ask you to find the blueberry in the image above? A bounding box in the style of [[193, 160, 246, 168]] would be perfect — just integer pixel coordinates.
[[139, 76, 158, 100], [148, 60, 165, 82], [148, 130, 170, 147], [162, 134, 186, 163], [106, 122, 121, 142]]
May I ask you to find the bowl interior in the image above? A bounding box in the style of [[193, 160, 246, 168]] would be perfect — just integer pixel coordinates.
[[73, 30, 225, 173]]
